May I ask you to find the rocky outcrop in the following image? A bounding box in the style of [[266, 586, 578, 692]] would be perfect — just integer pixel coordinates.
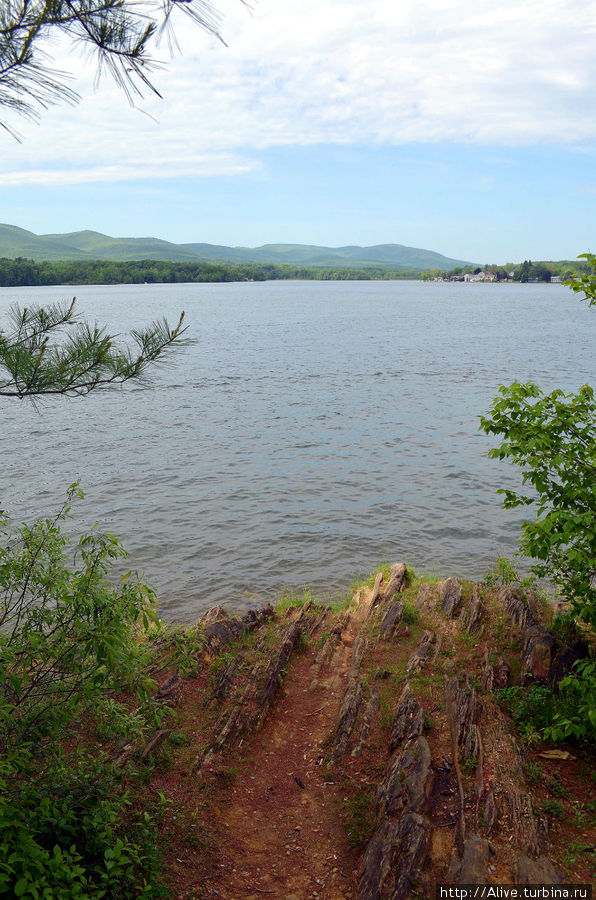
[[201, 602, 274, 653], [380, 600, 405, 639], [332, 634, 368, 759], [415, 582, 436, 615], [447, 834, 490, 884], [522, 623, 557, 682], [498, 586, 535, 630], [193, 606, 311, 773], [406, 630, 435, 675], [515, 853, 561, 884], [359, 661, 433, 899], [445, 676, 481, 764], [382, 563, 408, 601], [462, 585, 484, 633], [439, 578, 462, 618]]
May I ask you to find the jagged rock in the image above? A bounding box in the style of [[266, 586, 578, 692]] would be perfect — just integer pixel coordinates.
[[432, 632, 443, 662], [523, 623, 557, 682], [254, 621, 302, 709], [332, 676, 362, 760], [478, 702, 543, 855], [242, 603, 275, 629], [139, 728, 170, 761], [389, 683, 425, 752], [156, 674, 182, 702], [482, 654, 510, 692], [406, 631, 435, 675], [200, 605, 229, 628], [447, 834, 490, 884], [498, 587, 536, 629], [374, 668, 392, 680], [415, 582, 436, 615], [351, 689, 380, 757], [482, 787, 498, 834], [208, 656, 241, 703], [194, 613, 307, 773], [439, 578, 462, 618], [515, 853, 561, 884], [445, 676, 481, 763], [380, 600, 404, 640], [379, 735, 432, 817], [312, 613, 350, 668], [382, 562, 408, 601], [366, 571, 384, 617], [351, 634, 369, 672], [500, 785, 541, 857], [359, 813, 429, 900], [332, 634, 369, 758], [201, 602, 274, 653], [464, 586, 484, 633]]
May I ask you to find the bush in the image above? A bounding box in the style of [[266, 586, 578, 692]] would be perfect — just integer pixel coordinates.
[[0, 489, 167, 896], [0, 750, 165, 898], [496, 660, 596, 746], [0, 485, 158, 747], [542, 657, 596, 744]]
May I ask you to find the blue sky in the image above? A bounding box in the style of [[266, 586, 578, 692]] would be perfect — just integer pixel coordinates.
[[2, 0, 596, 264]]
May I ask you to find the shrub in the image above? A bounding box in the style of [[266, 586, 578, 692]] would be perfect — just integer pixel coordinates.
[[0, 485, 158, 747], [0, 749, 166, 898], [0, 489, 167, 895]]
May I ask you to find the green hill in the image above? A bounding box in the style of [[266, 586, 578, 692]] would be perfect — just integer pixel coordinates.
[[0, 224, 471, 270]]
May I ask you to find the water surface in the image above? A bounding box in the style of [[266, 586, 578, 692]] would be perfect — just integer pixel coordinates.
[[1, 280, 594, 619]]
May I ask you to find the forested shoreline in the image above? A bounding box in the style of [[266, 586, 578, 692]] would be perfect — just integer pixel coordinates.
[[0, 256, 589, 288], [0, 257, 420, 286]]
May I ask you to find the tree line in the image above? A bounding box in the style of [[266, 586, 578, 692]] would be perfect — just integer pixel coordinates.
[[0, 257, 422, 287], [422, 259, 591, 282]]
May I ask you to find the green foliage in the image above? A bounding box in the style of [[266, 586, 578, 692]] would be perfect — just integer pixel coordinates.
[[495, 685, 557, 740], [542, 798, 565, 819], [0, 255, 443, 286], [0, 299, 188, 399], [461, 756, 477, 775], [482, 556, 522, 588], [542, 657, 596, 743], [513, 260, 553, 283], [0, 485, 158, 746], [0, 748, 166, 898], [169, 627, 202, 677], [522, 758, 544, 786], [497, 665, 596, 746], [545, 772, 567, 798], [481, 381, 596, 627], [549, 610, 578, 644], [344, 786, 376, 847], [402, 601, 419, 626], [0, 491, 168, 895], [0, 1, 223, 134], [274, 588, 312, 613], [482, 258, 596, 631], [361, 563, 392, 589], [565, 252, 596, 306]]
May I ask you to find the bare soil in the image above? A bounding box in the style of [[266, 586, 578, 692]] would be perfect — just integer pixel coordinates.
[[135, 573, 596, 899]]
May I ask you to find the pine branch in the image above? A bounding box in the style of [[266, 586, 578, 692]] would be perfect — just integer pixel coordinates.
[[0, 302, 189, 398]]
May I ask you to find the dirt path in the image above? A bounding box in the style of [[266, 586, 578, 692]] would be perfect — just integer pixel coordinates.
[[197, 604, 371, 900], [150, 572, 596, 899]]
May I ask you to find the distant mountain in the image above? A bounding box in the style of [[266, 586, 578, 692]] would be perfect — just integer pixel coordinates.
[[0, 224, 471, 270]]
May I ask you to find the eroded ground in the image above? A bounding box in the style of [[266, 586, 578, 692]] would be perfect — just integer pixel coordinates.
[[128, 567, 596, 899]]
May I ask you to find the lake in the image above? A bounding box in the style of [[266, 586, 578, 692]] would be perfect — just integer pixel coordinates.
[[1, 280, 594, 620]]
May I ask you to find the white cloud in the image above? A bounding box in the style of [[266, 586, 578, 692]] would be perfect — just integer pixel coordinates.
[[2, 0, 596, 184]]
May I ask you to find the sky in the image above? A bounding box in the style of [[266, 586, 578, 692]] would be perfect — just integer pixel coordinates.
[[2, 0, 596, 263]]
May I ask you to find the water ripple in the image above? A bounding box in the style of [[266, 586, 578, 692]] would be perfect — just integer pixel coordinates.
[[1, 279, 594, 620]]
